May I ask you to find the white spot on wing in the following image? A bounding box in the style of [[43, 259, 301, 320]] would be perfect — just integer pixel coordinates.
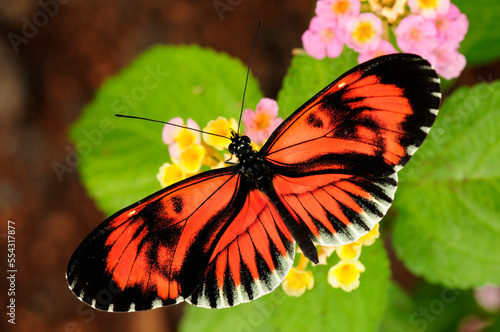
[[78, 290, 85, 300], [129, 302, 136, 312], [359, 212, 376, 228], [420, 126, 431, 134], [236, 285, 245, 305], [393, 164, 403, 172], [347, 224, 362, 238], [151, 298, 163, 309], [186, 285, 210, 308], [271, 270, 281, 284], [429, 108, 439, 115], [337, 82, 346, 88], [406, 145, 418, 155], [420, 65, 433, 71], [432, 92, 442, 98], [334, 231, 345, 245], [91, 299, 97, 308], [108, 304, 114, 312], [219, 285, 226, 308], [366, 199, 387, 217], [430, 77, 440, 83], [253, 278, 265, 297]]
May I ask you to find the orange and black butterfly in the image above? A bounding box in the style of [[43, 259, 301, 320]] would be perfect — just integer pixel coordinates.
[[66, 53, 441, 311]]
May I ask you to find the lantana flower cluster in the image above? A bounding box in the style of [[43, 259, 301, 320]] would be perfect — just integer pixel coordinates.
[[157, 98, 282, 187], [302, 0, 468, 79], [282, 224, 380, 296]]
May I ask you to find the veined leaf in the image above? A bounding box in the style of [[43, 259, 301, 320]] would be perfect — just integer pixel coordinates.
[[70, 45, 263, 215], [393, 81, 500, 288]]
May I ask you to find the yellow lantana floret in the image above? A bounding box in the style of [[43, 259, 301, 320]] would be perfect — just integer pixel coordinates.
[[328, 260, 365, 292], [316, 246, 336, 265], [357, 223, 380, 246], [202, 117, 238, 150], [282, 267, 314, 297], [176, 144, 205, 174], [176, 128, 198, 151], [336, 242, 362, 261], [157, 163, 185, 188]]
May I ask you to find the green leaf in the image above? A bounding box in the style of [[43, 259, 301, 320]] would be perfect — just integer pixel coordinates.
[[180, 240, 390, 332], [454, 0, 500, 65], [485, 315, 500, 332], [277, 48, 358, 118], [409, 283, 483, 332], [379, 282, 481, 332], [70, 45, 263, 215], [393, 81, 500, 288], [378, 283, 420, 332]]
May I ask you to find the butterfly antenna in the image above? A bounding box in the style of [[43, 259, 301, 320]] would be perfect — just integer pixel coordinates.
[[115, 114, 230, 140], [237, 18, 262, 134]]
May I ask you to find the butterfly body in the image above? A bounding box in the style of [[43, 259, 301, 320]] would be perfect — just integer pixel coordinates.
[[229, 134, 269, 186], [230, 132, 320, 263], [67, 54, 441, 311]]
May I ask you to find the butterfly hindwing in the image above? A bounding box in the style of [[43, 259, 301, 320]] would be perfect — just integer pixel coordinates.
[[272, 172, 398, 246], [262, 54, 441, 177], [67, 167, 248, 312], [187, 189, 295, 308]]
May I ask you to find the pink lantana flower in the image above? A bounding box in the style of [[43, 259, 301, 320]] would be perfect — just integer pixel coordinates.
[[408, 0, 450, 19], [395, 15, 438, 56], [474, 285, 500, 313], [357, 40, 398, 63], [162, 117, 201, 159], [429, 45, 466, 80], [243, 98, 282, 145], [434, 3, 468, 48], [315, 0, 361, 24], [302, 16, 345, 60], [345, 13, 383, 53]]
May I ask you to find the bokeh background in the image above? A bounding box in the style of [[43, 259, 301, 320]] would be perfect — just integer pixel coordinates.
[[0, 1, 498, 331]]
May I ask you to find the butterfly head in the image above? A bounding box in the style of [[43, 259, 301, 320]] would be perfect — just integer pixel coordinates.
[[228, 133, 254, 160]]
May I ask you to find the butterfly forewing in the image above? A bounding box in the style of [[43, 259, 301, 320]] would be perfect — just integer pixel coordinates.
[[67, 168, 247, 312], [260, 54, 440, 252], [262, 54, 441, 177]]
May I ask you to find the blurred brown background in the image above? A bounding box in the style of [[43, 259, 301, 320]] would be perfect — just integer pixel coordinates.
[[0, 1, 498, 332]]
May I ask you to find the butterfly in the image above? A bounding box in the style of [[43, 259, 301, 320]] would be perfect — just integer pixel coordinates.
[[66, 53, 441, 312]]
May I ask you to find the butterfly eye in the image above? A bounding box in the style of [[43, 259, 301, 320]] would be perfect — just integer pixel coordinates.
[[228, 142, 236, 154], [241, 136, 251, 144]]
